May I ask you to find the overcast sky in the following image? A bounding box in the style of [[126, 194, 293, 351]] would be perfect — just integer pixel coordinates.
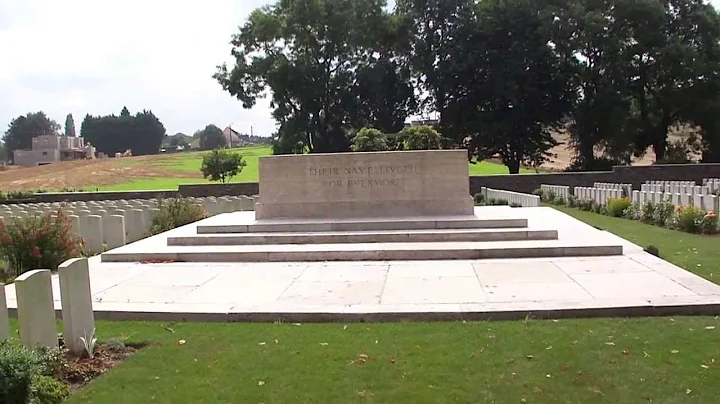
[[0, 0, 716, 139]]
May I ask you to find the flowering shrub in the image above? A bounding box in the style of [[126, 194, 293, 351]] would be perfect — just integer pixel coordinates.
[[651, 199, 675, 227], [640, 201, 655, 224], [607, 197, 632, 217], [671, 205, 705, 233], [0, 209, 83, 278], [700, 211, 718, 234], [148, 198, 208, 236]]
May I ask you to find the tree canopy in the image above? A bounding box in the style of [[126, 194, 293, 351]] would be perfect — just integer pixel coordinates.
[[80, 108, 166, 156], [217, 0, 720, 172], [64, 114, 76, 137], [196, 125, 227, 150], [3, 112, 60, 162]]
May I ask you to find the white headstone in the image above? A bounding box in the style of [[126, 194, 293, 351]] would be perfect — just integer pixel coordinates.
[[59, 258, 95, 356], [15, 270, 58, 348], [81, 215, 104, 254], [104, 215, 126, 249]]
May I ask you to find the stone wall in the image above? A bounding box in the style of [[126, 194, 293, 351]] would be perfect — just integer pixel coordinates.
[[178, 183, 259, 197]]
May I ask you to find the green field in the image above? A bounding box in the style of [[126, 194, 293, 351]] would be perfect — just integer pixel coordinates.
[[94, 146, 536, 191], [5, 207, 720, 403]]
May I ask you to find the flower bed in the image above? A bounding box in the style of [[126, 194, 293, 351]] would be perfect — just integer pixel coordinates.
[[535, 189, 719, 235]]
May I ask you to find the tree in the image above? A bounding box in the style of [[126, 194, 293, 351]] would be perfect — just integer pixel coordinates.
[[464, 0, 574, 173], [351, 128, 389, 152], [64, 113, 76, 137], [201, 149, 246, 183], [197, 125, 227, 150], [80, 108, 166, 156], [214, 0, 393, 154], [120, 106, 131, 117], [3, 112, 60, 162], [397, 125, 441, 150]]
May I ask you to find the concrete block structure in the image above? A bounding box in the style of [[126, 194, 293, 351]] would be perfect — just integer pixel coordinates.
[[13, 134, 96, 167]]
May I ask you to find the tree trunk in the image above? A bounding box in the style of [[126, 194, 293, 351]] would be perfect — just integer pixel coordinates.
[[506, 158, 521, 174]]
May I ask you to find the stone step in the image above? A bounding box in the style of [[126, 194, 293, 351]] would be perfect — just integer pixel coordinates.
[[168, 228, 558, 246], [102, 240, 622, 263], [196, 216, 528, 234]]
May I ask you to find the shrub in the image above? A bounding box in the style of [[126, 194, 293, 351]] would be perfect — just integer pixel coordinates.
[[566, 195, 577, 208], [672, 205, 705, 233], [652, 199, 675, 227], [351, 128, 389, 152], [105, 338, 126, 353], [28, 375, 69, 404], [640, 201, 656, 224], [396, 125, 441, 150], [607, 197, 632, 217], [0, 344, 46, 403], [699, 211, 719, 234], [644, 245, 660, 257], [474, 193, 486, 205], [200, 149, 247, 183], [622, 202, 641, 220], [576, 199, 594, 211], [0, 210, 83, 278], [149, 198, 208, 236]]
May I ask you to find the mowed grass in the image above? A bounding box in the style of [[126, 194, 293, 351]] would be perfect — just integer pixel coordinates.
[[94, 146, 535, 191], [3, 207, 719, 403], [6, 316, 720, 404]]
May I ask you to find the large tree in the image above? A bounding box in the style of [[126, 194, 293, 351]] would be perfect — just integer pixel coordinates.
[[465, 0, 574, 173], [214, 0, 393, 154], [196, 124, 227, 150], [64, 113, 76, 137], [3, 112, 60, 162]]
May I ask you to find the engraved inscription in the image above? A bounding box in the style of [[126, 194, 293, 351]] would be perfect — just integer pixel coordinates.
[[308, 164, 419, 188]]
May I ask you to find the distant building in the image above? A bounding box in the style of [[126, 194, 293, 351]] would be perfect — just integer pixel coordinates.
[[222, 126, 245, 148], [13, 134, 96, 167]]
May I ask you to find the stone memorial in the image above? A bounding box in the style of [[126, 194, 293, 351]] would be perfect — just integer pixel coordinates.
[[0, 284, 9, 341], [255, 150, 474, 219]]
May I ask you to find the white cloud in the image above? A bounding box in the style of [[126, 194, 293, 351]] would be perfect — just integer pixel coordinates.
[[0, 0, 275, 137]]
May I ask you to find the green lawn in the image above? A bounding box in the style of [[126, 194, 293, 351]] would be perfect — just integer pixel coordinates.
[[5, 207, 720, 403], [94, 148, 535, 191]]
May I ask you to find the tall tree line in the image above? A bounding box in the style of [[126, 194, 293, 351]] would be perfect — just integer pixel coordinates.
[[81, 107, 166, 156], [216, 0, 720, 172]]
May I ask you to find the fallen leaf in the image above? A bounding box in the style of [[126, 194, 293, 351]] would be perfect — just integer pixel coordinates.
[[622, 349, 630, 355], [686, 388, 692, 395], [319, 342, 328, 346], [258, 380, 265, 386], [552, 319, 560, 323], [358, 353, 369, 364], [605, 342, 616, 346], [343, 325, 348, 330], [546, 374, 552, 378], [164, 327, 175, 334], [671, 350, 680, 354], [274, 339, 279, 344], [521, 398, 527, 403], [545, 346, 553, 350], [293, 323, 302, 326], [258, 342, 266, 346], [526, 355, 534, 360], [643, 351, 649, 358], [701, 365, 709, 369], [705, 326, 716, 330]]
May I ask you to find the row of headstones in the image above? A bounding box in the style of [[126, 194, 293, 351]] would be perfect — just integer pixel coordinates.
[[0, 195, 258, 253], [540, 184, 571, 201], [702, 178, 720, 192], [632, 190, 720, 213], [593, 182, 632, 197], [480, 187, 540, 207], [0, 258, 94, 356], [574, 186, 622, 206], [641, 183, 716, 196]]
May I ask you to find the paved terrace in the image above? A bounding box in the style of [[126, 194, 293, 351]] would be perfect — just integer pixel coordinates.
[[4, 207, 720, 321]]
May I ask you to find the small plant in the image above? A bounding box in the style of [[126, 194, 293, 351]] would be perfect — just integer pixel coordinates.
[[566, 195, 577, 208], [28, 375, 69, 404], [396, 125, 442, 150], [576, 198, 594, 211], [622, 202, 641, 220], [474, 193, 486, 205], [509, 202, 522, 207], [200, 149, 247, 183], [651, 199, 675, 227], [0, 209, 83, 277], [644, 244, 660, 257], [607, 197, 632, 218], [149, 198, 208, 236], [105, 338, 127, 353], [79, 328, 98, 359], [671, 205, 705, 233]]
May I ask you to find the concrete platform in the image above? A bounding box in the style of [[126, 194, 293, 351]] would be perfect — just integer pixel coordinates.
[[5, 207, 720, 321], [102, 207, 623, 262], [167, 228, 560, 246], [196, 215, 528, 233]]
